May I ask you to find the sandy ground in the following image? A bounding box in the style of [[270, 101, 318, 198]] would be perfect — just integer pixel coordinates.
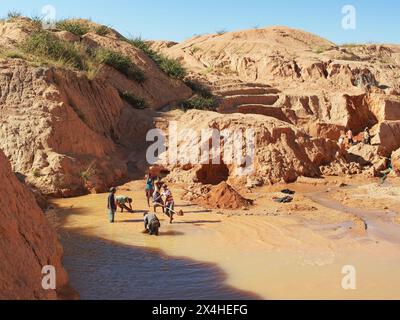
[[51, 176, 400, 300]]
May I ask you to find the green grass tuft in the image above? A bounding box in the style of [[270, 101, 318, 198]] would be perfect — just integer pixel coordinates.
[[5, 50, 25, 59], [119, 91, 148, 109], [94, 25, 111, 36], [7, 11, 22, 19], [189, 46, 201, 54], [125, 37, 186, 80], [56, 19, 90, 37], [184, 79, 213, 98], [79, 161, 96, 182], [180, 96, 216, 112], [18, 30, 145, 83], [32, 169, 41, 178], [20, 31, 85, 69], [157, 57, 186, 80], [30, 15, 44, 29], [94, 48, 145, 82]]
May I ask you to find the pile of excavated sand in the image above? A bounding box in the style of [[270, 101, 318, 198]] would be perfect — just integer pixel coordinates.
[[198, 182, 253, 209]]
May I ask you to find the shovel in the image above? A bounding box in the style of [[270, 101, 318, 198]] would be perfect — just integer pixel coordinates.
[[183, 188, 206, 198], [153, 195, 184, 217]]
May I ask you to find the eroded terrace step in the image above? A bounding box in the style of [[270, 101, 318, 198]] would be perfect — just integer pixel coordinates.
[[215, 87, 280, 96], [218, 94, 280, 110], [236, 104, 291, 123]]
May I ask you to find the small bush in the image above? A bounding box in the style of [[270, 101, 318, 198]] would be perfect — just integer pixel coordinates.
[[95, 49, 145, 82], [30, 15, 44, 29], [202, 66, 214, 75], [185, 79, 213, 98], [32, 169, 41, 178], [314, 47, 326, 54], [126, 37, 149, 52], [20, 31, 85, 69], [119, 91, 147, 109], [189, 46, 201, 54], [158, 57, 186, 80], [7, 11, 22, 19], [180, 96, 216, 112], [342, 43, 359, 48], [313, 45, 332, 54], [79, 161, 96, 182], [4, 50, 25, 59], [216, 29, 227, 35], [95, 25, 111, 36], [125, 37, 186, 80], [56, 19, 90, 37]]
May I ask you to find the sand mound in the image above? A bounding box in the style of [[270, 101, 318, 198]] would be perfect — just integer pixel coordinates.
[[199, 182, 253, 210]]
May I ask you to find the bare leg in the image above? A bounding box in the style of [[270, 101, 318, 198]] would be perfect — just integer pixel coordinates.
[[166, 203, 174, 224]]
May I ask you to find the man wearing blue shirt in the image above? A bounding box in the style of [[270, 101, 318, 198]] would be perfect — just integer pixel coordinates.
[[107, 187, 117, 223]]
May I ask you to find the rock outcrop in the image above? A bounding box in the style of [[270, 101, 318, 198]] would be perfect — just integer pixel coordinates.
[[157, 110, 343, 187], [0, 150, 71, 299]]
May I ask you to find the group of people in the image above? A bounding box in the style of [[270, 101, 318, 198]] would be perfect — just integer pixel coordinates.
[[146, 174, 176, 224], [106, 173, 176, 237], [338, 127, 372, 147]]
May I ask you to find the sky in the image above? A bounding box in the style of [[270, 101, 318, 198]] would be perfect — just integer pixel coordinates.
[[0, 0, 398, 44]]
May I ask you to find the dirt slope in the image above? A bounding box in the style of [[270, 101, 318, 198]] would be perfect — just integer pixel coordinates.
[[0, 17, 191, 196], [0, 150, 71, 299], [154, 26, 400, 148]]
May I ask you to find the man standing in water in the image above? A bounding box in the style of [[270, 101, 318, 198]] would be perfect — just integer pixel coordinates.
[[107, 187, 117, 223], [153, 178, 165, 214], [162, 185, 175, 224], [145, 172, 155, 208]]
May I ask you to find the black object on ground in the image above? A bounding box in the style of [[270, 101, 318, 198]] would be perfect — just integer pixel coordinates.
[[273, 196, 294, 203], [281, 189, 295, 195]]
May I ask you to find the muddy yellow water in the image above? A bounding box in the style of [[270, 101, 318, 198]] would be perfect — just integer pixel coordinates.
[[53, 180, 400, 300]]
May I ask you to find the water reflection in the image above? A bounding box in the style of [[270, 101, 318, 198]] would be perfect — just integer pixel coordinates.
[[60, 232, 260, 300]]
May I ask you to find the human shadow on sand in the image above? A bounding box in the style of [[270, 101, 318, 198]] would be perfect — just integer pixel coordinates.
[[176, 204, 197, 208], [175, 220, 221, 225], [183, 209, 213, 214], [115, 219, 144, 224], [158, 230, 185, 236]]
